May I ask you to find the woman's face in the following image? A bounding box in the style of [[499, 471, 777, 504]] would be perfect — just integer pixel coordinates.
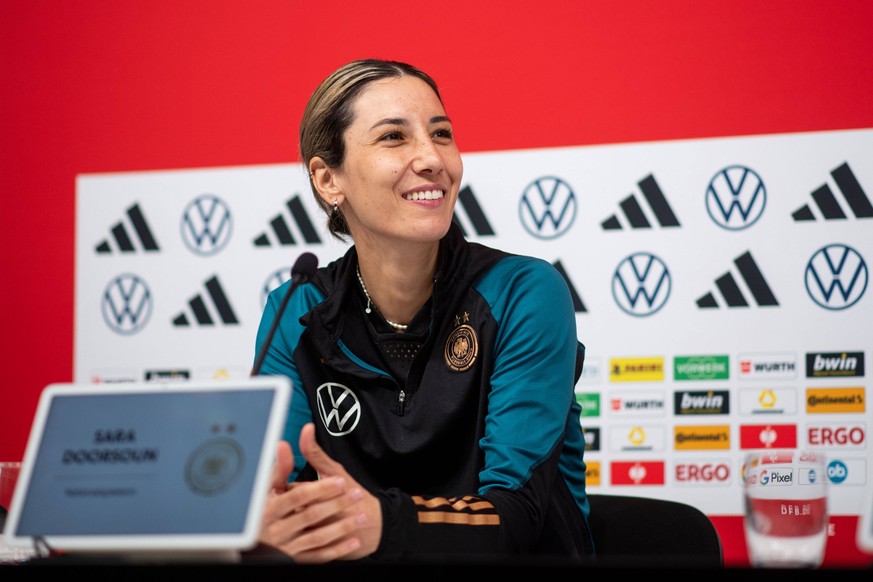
[[330, 75, 463, 246]]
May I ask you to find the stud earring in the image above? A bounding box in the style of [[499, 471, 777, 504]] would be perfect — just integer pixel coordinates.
[[332, 199, 338, 215]]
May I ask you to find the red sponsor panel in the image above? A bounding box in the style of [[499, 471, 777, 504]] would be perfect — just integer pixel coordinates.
[[739, 424, 797, 449], [610, 460, 665, 485]]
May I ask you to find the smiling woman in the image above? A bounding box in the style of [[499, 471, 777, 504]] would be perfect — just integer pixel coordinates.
[[252, 59, 593, 563]]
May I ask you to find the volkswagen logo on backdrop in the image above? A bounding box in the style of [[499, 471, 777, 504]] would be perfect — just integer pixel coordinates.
[[612, 252, 672, 316], [706, 165, 766, 230], [260, 266, 292, 309], [101, 273, 153, 335], [519, 176, 577, 239], [805, 243, 868, 310], [181, 194, 233, 255]]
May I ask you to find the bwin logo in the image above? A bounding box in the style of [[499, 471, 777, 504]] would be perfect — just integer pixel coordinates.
[[805, 244, 868, 310], [101, 273, 153, 335], [260, 266, 292, 310], [706, 165, 766, 230], [181, 194, 233, 256], [253, 195, 322, 247], [316, 383, 361, 436], [172, 275, 239, 326], [519, 176, 577, 239], [612, 252, 671, 317]]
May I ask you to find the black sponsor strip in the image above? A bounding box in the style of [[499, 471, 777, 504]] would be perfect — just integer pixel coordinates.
[[111, 223, 134, 252], [457, 186, 495, 235], [619, 195, 650, 228], [735, 251, 778, 306], [288, 197, 321, 243], [832, 162, 873, 218], [811, 185, 846, 219], [715, 273, 747, 307], [271, 216, 295, 245], [206, 276, 239, 324], [189, 296, 213, 324], [639, 174, 680, 226], [127, 204, 159, 250]]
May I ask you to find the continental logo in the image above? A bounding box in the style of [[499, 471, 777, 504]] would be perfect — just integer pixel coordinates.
[[806, 388, 865, 413], [609, 357, 664, 382], [738, 388, 797, 416], [674, 425, 731, 450], [585, 461, 601, 486], [805, 352, 865, 378], [673, 355, 729, 381], [674, 390, 730, 415]]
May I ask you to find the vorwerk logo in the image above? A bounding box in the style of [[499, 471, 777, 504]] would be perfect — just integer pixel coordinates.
[[101, 273, 153, 335], [518, 176, 577, 239], [612, 252, 671, 316], [805, 244, 868, 310], [181, 194, 233, 256], [705, 165, 766, 230], [253, 195, 322, 247], [316, 383, 361, 436]]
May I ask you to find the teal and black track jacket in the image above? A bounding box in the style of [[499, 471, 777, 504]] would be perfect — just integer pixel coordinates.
[[254, 222, 593, 560]]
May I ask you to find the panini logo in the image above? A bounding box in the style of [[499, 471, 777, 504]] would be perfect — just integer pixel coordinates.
[[674, 390, 730, 415], [584, 461, 601, 486], [674, 355, 729, 381], [610, 461, 665, 485], [738, 353, 797, 380], [739, 424, 797, 449], [739, 388, 797, 416], [806, 388, 865, 414], [576, 393, 600, 417], [581, 427, 600, 452], [609, 357, 664, 382], [806, 352, 865, 378], [674, 425, 731, 450]]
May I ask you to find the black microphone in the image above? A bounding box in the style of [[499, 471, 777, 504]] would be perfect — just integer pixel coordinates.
[[251, 252, 318, 376]]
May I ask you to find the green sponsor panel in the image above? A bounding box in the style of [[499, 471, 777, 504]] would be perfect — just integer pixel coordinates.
[[674, 355, 729, 381], [576, 392, 600, 417]]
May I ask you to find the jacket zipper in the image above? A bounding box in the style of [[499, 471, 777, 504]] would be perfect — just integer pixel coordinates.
[[397, 389, 406, 415]]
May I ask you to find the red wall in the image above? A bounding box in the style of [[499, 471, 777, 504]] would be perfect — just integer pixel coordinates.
[[2, 0, 873, 566]]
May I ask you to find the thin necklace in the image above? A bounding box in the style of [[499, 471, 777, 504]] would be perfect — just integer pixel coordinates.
[[356, 264, 408, 332]]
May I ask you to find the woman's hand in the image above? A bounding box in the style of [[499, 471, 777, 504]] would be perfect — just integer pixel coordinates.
[[259, 423, 383, 562]]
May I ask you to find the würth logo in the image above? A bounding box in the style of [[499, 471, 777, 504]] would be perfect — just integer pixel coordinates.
[[253, 195, 322, 247], [452, 185, 495, 237], [95, 203, 160, 254], [172, 275, 239, 326], [697, 251, 778, 308], [792, 162, 873, 221], [601, 174, 680, 230], [552, 259, 587, 313]]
